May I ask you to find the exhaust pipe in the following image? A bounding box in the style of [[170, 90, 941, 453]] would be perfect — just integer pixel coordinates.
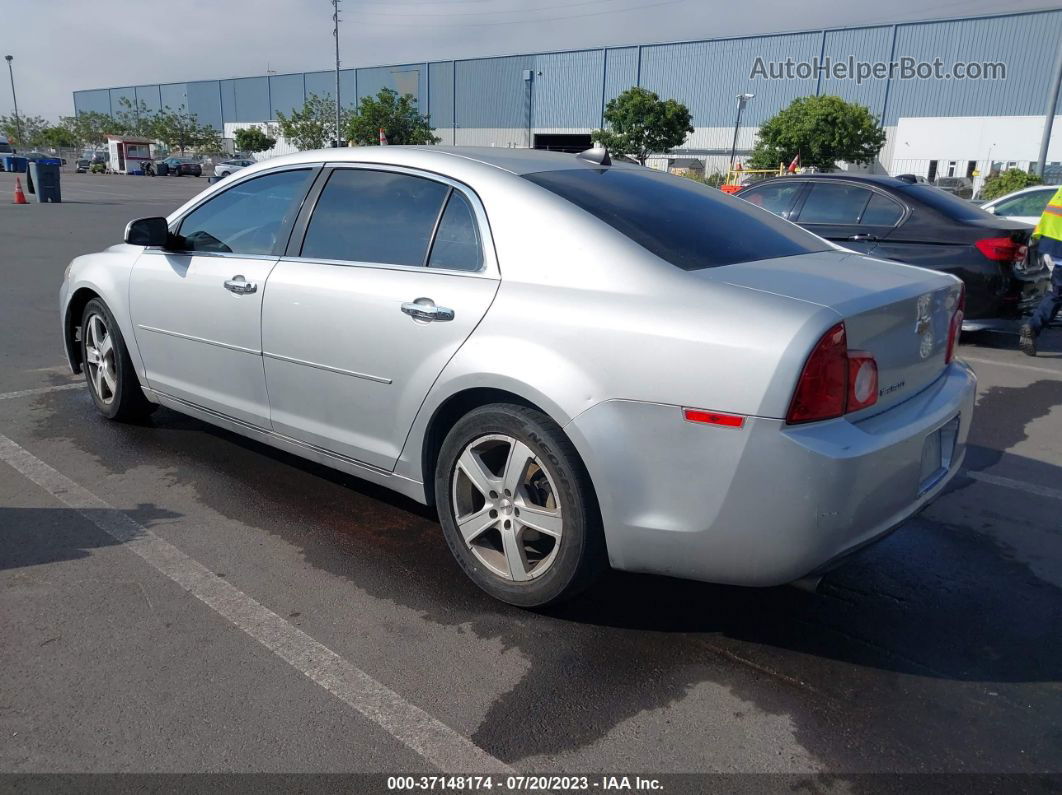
[[789, 575, 822, 594]]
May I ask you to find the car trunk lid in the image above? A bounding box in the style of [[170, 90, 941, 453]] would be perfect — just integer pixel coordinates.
[[700, 250, 963, 415]]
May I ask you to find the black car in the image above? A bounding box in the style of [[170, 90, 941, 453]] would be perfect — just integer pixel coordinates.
[[24, 151, 67, 165], [737, 174, 1041, 329], [161, 157, 202, 177]]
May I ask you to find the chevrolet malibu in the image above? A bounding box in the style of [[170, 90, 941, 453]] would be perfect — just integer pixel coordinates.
[[59, 146, 975, 607]]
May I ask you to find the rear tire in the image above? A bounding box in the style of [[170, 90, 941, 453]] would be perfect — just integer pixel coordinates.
[[80, 298, 156, 422], [435, 403, 606, 608]]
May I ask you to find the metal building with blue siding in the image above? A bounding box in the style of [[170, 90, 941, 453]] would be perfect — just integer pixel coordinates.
[[73, 8, 1062, 187]]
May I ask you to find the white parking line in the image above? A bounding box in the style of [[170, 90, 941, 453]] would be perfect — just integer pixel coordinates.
[[0, 433, 512, 774], [0, 383, 83, 400], [962, 356, 1062, 378], [965, 471, 1062, 502]]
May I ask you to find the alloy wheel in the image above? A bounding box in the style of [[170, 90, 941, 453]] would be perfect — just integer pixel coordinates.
[[84, 313, 118, 405], [451, 433, 564, 581]]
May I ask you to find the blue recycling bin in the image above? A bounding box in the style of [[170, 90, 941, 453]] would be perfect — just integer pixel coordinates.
[[3, 155, 27, 173], [27, 161, 61, 203]]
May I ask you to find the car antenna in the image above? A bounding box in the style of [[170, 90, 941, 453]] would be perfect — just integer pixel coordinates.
[[576, 144, 611, 167]]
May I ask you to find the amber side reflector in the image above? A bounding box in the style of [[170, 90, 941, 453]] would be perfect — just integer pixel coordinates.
[[683, 408, 746, 428]]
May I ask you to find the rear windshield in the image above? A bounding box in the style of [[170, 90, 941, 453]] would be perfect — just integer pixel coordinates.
[[899, 184, 990, 221], [523, 167, 830, 270]]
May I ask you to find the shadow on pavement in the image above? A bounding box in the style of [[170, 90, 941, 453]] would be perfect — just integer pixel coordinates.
[[0, 504, 180, 571]]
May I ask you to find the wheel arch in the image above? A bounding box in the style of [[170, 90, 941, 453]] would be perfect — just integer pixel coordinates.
[[414, 385, 602, 533], [64, 286, 103, 373]]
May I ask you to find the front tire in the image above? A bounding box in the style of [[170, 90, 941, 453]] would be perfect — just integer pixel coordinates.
[[435, 403, 605, 608], [81, 299, 155, 421]]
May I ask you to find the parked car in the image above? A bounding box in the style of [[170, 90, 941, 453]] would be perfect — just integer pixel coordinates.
[[161, 157, 202, 177], [895, 174, 928, 184], [933, 177, 974, 199], [60, 147, 975, 607], [980, 184, 1058, 226], [214, 158, 255, 178], [75, 158, 91, 173], [737, 174, 1040, 330], [23, 151, 67, 165]]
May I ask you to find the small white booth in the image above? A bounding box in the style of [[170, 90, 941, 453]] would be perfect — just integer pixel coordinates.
[[106, 135, 154, 174]]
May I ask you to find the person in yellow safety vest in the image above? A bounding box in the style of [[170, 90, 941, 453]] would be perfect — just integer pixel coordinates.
[[1019, 184, 1062, 356]]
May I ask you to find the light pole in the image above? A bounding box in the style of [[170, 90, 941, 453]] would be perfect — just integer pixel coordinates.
[[5, 55, 22, 149], [729, 93, 754, 172], [331, 0, 342, 147]]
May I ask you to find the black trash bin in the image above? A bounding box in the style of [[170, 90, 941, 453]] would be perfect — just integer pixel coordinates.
[[155, 161, 169, 176], [27, 161, 61, 203]]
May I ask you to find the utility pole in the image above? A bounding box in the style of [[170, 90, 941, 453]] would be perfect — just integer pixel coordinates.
[[1034, 41, 1062, 177], [332, 0, 342, 147], [5, 55, 22, 148], [729, 93, 754, 171]]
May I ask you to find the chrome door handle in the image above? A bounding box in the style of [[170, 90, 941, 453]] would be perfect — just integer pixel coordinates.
[[401, 298, 455, 322], [224, 275, 257, 294]]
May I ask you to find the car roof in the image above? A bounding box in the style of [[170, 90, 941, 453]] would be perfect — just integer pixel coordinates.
[[254, 145, 642, 176], [744, 173, 914, 190]]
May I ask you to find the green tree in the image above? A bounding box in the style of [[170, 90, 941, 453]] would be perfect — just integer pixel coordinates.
[[748, 95, 887, 172], [275, 93, 350, 151], [115, 97, 158, 138], [152, 105, 218, 154], [0, 113, 49, 148], [234, 125, 277, 154], [979, 168, 1043, 201], [64, 112, 121, 149], [591, 87, 693, 165], [346, 88, 440, 146], [38, 125, 78, 149]]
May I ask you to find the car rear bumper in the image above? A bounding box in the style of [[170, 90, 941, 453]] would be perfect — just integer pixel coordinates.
[[565, 361, 976, 586]]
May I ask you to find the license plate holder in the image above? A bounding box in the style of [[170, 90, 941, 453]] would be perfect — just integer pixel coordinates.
[[919, 415, 959, 495]]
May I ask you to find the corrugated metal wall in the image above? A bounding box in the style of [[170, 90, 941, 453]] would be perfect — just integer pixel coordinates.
[[73, 9, 1062, 145], [819, 26, 894, 118], [885, 11, 1062, 123], [532, 49, 605, 132]]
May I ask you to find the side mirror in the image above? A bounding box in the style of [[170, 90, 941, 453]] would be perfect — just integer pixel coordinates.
[[124, 216, 170, 247]]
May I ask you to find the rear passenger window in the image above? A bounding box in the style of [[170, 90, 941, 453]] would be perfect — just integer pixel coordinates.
[[861, 193, 904, 226], [428, 191, 483, 271], [301, 169, 449, 266], [797, 183, 872, 224]]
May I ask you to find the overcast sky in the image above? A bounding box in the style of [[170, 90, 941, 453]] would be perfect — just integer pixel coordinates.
[[3, 0, 1055, 120]]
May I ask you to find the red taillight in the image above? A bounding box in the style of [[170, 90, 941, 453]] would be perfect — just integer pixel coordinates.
[[945, 284, 965, 364], [787, 323, 848, 424], [975, 236, 1025, 263], [683, 408, 745, 428], [787, 323, 880, 424]]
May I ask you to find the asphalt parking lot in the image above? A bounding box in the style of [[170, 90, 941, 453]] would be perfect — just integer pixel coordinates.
[[1, 171, 1060, 787]]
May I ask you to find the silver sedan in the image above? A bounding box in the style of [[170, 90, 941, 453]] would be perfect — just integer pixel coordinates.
[[59, 146, 975, 607]]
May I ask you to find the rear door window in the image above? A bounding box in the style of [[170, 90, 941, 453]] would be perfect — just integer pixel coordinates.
[[427, 191, 484, 272], [300, 169, 450, 266], [860, 193, 905, 226]]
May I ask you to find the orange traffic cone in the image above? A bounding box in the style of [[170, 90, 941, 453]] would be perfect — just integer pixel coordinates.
[[13, 177, 27, 204]]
